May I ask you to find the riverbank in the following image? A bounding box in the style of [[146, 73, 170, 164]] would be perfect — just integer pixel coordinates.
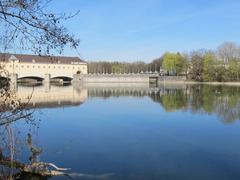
[[159, 80, 240, 86]]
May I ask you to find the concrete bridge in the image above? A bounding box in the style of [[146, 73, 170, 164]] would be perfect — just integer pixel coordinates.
[[0, 53, 87, 84]]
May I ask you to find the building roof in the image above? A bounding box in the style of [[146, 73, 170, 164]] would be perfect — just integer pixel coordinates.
[[0, 53, 86, 64]]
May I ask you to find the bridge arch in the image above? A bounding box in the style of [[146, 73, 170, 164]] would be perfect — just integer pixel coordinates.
[[51, 76, 73, 81], [18, 76, 44, 83]]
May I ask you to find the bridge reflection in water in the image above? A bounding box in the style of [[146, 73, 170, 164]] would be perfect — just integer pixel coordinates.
[[17, 83, 88, 108], [84, 82, 188, 98], [16, 83, 166, 109], [16, 82, 171, 109], [14, 83, 240, 124]]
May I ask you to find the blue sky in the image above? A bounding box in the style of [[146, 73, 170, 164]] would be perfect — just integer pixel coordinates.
[[52, 0, 240, 62]]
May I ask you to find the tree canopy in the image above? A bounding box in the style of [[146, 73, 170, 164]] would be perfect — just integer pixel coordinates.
[[162, 52, 187, 75]]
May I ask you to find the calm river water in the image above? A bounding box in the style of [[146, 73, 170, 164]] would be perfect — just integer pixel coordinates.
[[4, 83, 240, 180]]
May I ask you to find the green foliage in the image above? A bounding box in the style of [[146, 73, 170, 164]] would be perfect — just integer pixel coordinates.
[[112, 63, 124, 74], [203, 52, 216, 82], [215, 63, 227, 82], [162, 52, 187, 75], [189, 49, 237, 82], [88, 61, 149, 74], [160, 90, 188, 112], [179, 53, 189, 75], [202, 86, 216, 113], [227, 60, 240, 81], [162, 53, 177, 75]]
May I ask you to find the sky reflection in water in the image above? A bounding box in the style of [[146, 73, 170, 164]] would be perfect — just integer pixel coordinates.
[[7, 83, 240, 179]]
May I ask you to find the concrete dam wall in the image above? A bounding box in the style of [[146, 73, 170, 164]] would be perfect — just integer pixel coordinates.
[[73, 74, 186, 83], [73, 74, 151, 83]]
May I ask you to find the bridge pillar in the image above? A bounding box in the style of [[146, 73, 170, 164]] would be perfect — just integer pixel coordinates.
[[44, 81, 50, 92], [43, 74, 51, 92], [10, 73, 18, 90], [43, 74, 51, 83]]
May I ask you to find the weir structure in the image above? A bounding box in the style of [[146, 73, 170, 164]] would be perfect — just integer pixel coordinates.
[[0, 53, 88, 85], [0, 53, 186, 85], [72, 74, 186, 84]]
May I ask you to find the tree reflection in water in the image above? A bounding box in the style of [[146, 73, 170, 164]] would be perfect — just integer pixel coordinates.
[[85, 83, 240, 123], [149, 85, 240, 124], [86, 83, 240, 123], [1, 83, 240, 179]]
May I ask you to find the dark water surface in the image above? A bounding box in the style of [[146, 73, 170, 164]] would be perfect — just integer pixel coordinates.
[[7, 83, 240, 179]]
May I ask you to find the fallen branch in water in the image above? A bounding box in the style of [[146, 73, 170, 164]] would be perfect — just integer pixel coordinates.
[[0, 133, 71, 177], [0, 153, 69, 176], [0, 155, 114, 178], [0, 132, 114, 178], [0, 149, 114, 179]]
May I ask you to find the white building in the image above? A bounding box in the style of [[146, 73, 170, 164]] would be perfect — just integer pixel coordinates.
[[0, 53, 87, 81]]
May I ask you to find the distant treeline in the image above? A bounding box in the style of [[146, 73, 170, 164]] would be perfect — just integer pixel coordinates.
[[87, 61, 159, 74], [87, 42, 240, 82]]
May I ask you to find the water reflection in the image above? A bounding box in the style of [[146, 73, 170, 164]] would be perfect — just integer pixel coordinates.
[[15, 83, 240, 124], [0, 117, 41, 179], [84, 83, 240, 124], [17, 83, 88, 109], [1, 83, 240, 179], [150, 85, 240, 124]]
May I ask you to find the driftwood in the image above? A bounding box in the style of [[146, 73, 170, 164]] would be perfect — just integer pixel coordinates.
[[0, 134, 114, 179], [0, 133, 71, 177], [0, 151, 114, 179], [0, 152, 69, 177]]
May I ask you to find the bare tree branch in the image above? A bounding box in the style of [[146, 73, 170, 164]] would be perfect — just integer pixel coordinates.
[[0, 0, 80, 55]]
